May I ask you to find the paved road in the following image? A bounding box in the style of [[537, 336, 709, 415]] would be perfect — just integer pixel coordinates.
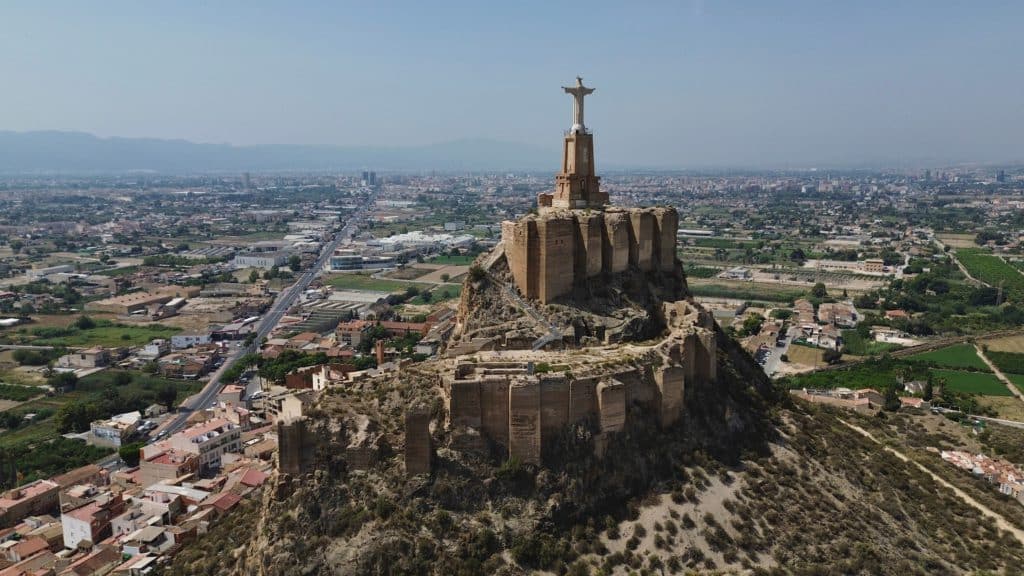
[[930, 406, 1024, 430], [763, 325, 797, 377], [157, 197, 375, 437]]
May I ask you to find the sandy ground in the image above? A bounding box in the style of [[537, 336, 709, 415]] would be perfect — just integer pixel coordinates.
[[415, 265, 469, 284], [976, 396, 1024, 421], [982, 334, 1024, 354], [936, 233, 977, 248], [592, 475, 762, 573], [750, 270, 885, 291]]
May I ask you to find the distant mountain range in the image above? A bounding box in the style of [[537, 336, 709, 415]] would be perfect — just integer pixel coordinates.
[[0, 131, 559, 174]]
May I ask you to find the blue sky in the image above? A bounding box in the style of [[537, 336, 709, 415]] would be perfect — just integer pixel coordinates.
[[2, 1, 1022, 167]]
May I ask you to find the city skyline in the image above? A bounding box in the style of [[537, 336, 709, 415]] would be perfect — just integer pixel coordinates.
[[2, 1, 1023, 168]]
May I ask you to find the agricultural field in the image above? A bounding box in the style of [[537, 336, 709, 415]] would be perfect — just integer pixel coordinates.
[[840, 329, 902, 356], [908, 343, 990, 372], [975, 395, 1024, 421], [935, 233, 977, 248], [94, 265, 140, 277], [683, 265, 721, 279], [687, 279, 804, 304], [1003, 373, 1024, 394], [785, 344, 825, 367], [932, 369, 1012, 396], [981, 334, 1024, 353], [324, 273, 418, 293], [0, 383, 44, 402], [407, 285, 461, 305], [985, 351, 1024, 375], [31, 322, 180, 348], [428, 254, 477, 266], [955, 248, 1024, 301]]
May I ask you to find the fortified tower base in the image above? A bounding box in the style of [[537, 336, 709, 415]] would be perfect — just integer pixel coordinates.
[[501, 206, 679, 304]]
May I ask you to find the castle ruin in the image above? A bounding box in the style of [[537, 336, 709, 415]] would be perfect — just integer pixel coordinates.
[[501, 77, 679, 304]]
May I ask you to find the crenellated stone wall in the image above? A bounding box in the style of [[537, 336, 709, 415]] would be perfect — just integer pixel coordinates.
[[501, 206, 679, 304]]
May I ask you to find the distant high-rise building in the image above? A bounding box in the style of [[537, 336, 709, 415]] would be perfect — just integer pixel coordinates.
[[369, 171, 377, 186], [243, 172, 251, 190], [924, 169, 931, 182], [997, 170, 1006, 183]]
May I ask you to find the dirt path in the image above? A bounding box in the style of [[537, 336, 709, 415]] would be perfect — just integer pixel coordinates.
[[974, 344, 1024, 402], [840, 419, 1024, 546]]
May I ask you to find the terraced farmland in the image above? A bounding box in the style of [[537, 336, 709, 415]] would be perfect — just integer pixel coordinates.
[[956, 248, 1024, 301]]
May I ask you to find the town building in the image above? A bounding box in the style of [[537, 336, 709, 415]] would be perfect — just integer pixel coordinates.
[[0, 480, 61, 528], [89, 411, 142, 448], [160, 419, 241, 473]]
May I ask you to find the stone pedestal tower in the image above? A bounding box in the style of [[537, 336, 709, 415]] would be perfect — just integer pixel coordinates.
[[539, 77, 608, 211], [501, 78, 679, 304]]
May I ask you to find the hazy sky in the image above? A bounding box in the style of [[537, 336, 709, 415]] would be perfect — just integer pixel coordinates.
[[2, 1, 1022, 168]]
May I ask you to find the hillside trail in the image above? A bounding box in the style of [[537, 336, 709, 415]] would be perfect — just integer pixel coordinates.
[[839, 419, 1024, 547]]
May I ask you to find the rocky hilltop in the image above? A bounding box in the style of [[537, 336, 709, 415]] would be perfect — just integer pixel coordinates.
[[161, 80, 1024, 575]]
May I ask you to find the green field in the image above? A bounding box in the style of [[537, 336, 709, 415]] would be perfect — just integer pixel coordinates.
[[933, 369, 1012, 396], [684, 265, 721, 279], [34, 324, 180, 347], [956, 248, 1024, 301], [840, 329, 902, 356], [408, 284, 462, 305], [325, 273, 418, 293], [984, 351, 1024, 375], [1004, 373, 1024, 394], [908, 343, 990, 372], [0, 383, 44, 402], [692, 238, 749, 249], [428, 254, 476, 265], [688, 282, 804, 304], [94, 265, 140, 277]]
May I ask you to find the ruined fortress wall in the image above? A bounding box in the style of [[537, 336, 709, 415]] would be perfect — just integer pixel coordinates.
[[568, 377, 598, 422], [653, 208, 679, 273], [654, 366, 685, 428], [538, 217, 576, 303], [597, 379, 627, 433], [628, 210, 656, 272], [404, 410, 432, 476], [683, 332, 697, 385], [508, 378, 542, 465], [697, 330, 718, 382], [576, 213, 605, 280], [277, 418, 315, 477], [603, 212, 631, 275], [539, 376, 570, 438], [479, 376, 511, 446], [502, 220, 539, 299], [616, 368, 655, 409], [449, 379, 481, 429]]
